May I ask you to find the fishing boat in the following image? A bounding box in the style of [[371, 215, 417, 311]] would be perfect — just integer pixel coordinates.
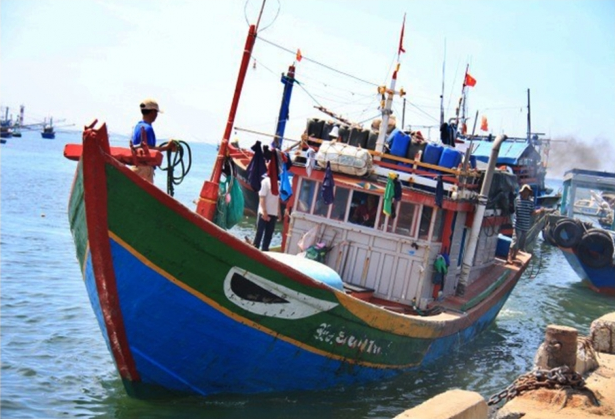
[[64, 14, 531, 399], [542, 169, 615, 295], [41, 117, 55, 139], [1, 106, 13, 140], [11, 105, 24, 137], [572, 191, 614, 219], [444, 71, 559, 208]]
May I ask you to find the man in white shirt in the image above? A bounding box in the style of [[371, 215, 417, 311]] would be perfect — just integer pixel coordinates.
[[253, 175, 280, 251]]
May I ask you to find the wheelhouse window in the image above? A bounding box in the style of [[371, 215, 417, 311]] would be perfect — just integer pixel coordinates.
[[417, 206, 444, 242], [394, 201, 417, 236], [313, 189, 329, 217], [418, 206, 433, 240], [331, 187, 350, 221], [349, 191, 379, 228], [296, 179, 317, 214]]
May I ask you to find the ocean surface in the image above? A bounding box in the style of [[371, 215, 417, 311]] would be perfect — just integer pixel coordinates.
[[1, 131, 613, 419]]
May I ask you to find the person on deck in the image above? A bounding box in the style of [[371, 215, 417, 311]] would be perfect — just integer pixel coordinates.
[[351, 195, 378, 227], [130, 98, 175, 183], [507, 184, 543, 264], [253, 175, 280, 251]]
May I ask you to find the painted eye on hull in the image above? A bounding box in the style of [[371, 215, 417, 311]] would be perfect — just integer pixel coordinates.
[[223, 267, 338, 319], [229, 273, 288, 304]]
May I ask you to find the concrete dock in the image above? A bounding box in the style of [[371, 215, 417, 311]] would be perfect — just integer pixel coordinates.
[[394, 312, 615, 419]]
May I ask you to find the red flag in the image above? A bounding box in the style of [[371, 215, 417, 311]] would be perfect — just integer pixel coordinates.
[[296, 49, 302, 62], [480, 115, 488, 131], [465, 72, 477, 87], [398, 14, 406, 55]]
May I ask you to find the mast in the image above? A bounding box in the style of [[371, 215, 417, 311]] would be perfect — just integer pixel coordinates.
[[197, 1, 266, 221], [375, 14, 407, 158], [273, 64, 297, 149], [455, 63, 472, 135], [526, 88, 531, 142], [440, 40, 446, 127]]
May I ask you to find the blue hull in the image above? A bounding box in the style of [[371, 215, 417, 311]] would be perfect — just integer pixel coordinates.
[[81, 236, 517, 396], [559, 246, 615, 294]]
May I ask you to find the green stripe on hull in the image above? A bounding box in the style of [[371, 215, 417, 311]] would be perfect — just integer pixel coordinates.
[[68, 160, 88, 272], [103, 163, 433, 367]]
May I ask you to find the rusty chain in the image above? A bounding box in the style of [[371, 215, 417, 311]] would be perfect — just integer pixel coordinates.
[[487, 365, 586, 406]]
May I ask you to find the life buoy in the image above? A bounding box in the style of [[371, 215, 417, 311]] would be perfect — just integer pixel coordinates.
[[575, 229, 614, 269], [552, 219, 583, 248]]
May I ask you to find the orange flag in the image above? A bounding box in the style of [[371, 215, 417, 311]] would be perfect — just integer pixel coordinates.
[[480, 116, 488, 131], [296, 49, 302, 62], [465, 72, 477, 87]]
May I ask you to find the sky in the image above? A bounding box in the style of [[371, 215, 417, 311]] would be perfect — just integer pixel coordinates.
[[1, 0, 614, 174]]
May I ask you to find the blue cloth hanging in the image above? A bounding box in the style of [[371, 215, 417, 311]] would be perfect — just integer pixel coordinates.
[[321, 161, 335, 205], [280, 163, 293, 202], [246, 141, 267, 192]]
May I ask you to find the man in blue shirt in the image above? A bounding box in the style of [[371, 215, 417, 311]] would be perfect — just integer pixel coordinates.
[[507, 184, 543, 264], [130, 98, 175, 183]]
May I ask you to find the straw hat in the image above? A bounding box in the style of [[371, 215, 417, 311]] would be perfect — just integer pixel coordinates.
[[520, 184, 533, 193]]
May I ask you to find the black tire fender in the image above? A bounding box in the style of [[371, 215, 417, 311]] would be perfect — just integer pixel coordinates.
[[542, 223, 557, 246], [552, 219, 583, 248], [576, 229, 614, 269]]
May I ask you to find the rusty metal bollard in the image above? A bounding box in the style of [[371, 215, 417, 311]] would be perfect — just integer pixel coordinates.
[[534, 325, 578, 370]]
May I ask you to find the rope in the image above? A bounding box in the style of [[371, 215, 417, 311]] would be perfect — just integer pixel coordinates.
[[159, 140, 192, 197], [257, 36, 379, 87], [527, 241, 543, 279]]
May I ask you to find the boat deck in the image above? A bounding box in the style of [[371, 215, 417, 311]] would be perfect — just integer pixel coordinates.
[[437, 253, 528, 312], [343, 253, 529, 318]]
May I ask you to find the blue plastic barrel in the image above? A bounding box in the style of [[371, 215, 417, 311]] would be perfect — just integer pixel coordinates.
[[496, 234, 512, 258], [438, 147, 463, 169], [389, 130, 411, 157], [422, 143, 443, 165]]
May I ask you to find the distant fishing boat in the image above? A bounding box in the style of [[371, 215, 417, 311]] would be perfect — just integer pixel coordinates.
[[1, 106, 13, 140], [572, 190, 613, 219], [64, 8, 531, 399], [543, 169, 615, 295], [41, 117, 56, 139], [12, 105, 25, 137]]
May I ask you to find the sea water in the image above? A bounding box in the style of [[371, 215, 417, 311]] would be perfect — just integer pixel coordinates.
[[1, 131, 613, 419]]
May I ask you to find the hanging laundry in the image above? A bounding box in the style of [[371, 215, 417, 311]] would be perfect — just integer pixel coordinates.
[[279, 163, 293, 202], [246, 141, 267, 192], [267, 150, 279, 196], [306, 148, 316, 177], [321, 161, 335, 205]]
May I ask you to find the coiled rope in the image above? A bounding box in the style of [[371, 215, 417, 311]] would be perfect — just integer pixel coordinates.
[[159, 140, 192, 197]]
